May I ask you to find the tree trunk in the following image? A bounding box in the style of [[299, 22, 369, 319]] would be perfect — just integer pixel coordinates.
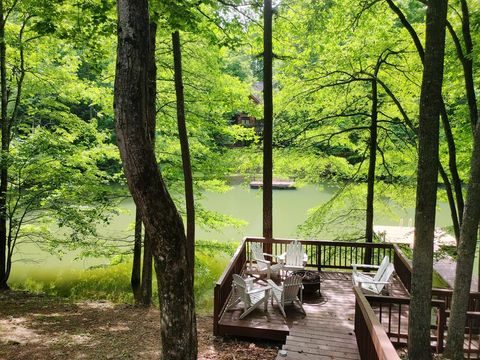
[[172, 30, 195, 266], [131, 207, 142, 303], [439, 163, 460, 241], [141, 232, 152, 306], [386, 0, 464, 244], [115, 1, 197, 358], [0, 0, 9, 291], [263, 0, 273, 247], [444, 0, 480, 356], [408, 1, 448, 358], [364, 77, 378, 265], [459, 0, 477, 130], [439, 100, 464, 230], [139, 21, 157, 307], [445, 123, 480, 359]]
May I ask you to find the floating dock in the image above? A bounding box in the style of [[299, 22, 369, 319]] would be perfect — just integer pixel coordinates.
[[249, 180, 296, 190]]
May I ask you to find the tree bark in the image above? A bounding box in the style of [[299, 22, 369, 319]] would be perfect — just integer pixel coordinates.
[[445, 123, 480, 359], [140, 232, 152, 306], [408, 1, 448, 358], [115, 1, 197, 358], [131, 207, 142, 303], [439, 163, 460, 241], [139, 21, 157, 307], [263, 0, 273, 246], [172, 30, 195, 267], [364, 77, 378, 264], [0, 0, 9, 291], [444, 0, 480, 356]]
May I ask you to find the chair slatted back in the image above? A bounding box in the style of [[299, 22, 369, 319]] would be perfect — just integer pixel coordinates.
[[232, 274, 251, 306], [373, 264, 395, 293], [373, 256, 390, 282], [250, 242, 268, 271], [285, 241, 304, 267], [283, 275, 303, 302]]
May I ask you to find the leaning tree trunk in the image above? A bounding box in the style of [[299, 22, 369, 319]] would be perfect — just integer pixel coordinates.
[[364, 77, 378, 265], [386, 0, 463, 244], [444, 0, 480, 356], [0, 0, 9, 291], [445, 120, 480, 359], [172, 30, 195, 266], [115, 1, 197, 358], [139, 21, 157, 307], [408, 1, 448, 358], [263, 0, 273, 250]]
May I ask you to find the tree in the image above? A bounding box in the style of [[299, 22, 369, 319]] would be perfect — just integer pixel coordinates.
[[172, 29, 195, 267], [444, 0, 480, 356], [263, 0, 273, 242], [408, 0, 448, 358], [0, 0, 120, 290], [445, 106, 480, 358], [115, 0, 197, 358], [138, 21, 158, 307]]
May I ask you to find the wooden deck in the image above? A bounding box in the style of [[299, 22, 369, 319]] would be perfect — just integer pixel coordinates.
[[219, 271, 408, 359]]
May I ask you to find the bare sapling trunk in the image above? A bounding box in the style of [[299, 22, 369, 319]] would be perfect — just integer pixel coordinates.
[[115, 1, 197, 358], [408, 0, 448, 358], [172, 30, 195, 266], [0, 0, 9, 291], [263, 0, 273, 252], [364, 76, 378, 265], [131, 207, 142, 303]]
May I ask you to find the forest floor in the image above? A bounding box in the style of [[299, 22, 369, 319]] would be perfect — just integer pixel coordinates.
[[0, 291, 280, 360]]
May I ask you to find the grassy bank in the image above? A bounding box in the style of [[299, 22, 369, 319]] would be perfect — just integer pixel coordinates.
[[9, 240, 238, 314]]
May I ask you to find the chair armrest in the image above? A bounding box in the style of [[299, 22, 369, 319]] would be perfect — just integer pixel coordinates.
[[263, 253, 280, 260], [351, 264, 380, 269], [352, 263, 380, 272], [277, 253, 286, 261], [255, 258, 271, 265], [358, 280, 390, 285], [247, 285, 271, 295], [266, 279, 283, 292]]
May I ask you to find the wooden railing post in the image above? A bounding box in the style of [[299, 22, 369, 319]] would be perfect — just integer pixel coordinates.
[[393, 244, 412, 293], [213, 284, 221, 336], [436, 300, 446, 353]]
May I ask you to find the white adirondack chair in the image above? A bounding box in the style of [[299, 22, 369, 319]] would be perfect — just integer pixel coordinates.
[[226, 274, 271, 319], [352, 256, 395, 294], [248, 242, 283, 279], [278, 240, 308, 273], [267, 275, 306, 318]]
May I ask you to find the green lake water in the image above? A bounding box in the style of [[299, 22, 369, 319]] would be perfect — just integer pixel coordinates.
[[10, 184, 459, 278]]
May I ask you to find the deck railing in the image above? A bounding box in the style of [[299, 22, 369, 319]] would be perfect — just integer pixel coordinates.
[[392, 244, 412, 292], [363, 293, 447, 353], [213, 239, 247, 335], [432, 288, 480, 358], [353, 287, 401, 360]]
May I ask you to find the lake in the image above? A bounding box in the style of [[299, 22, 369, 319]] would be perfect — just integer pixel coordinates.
[[10, 183, 455, 276]]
